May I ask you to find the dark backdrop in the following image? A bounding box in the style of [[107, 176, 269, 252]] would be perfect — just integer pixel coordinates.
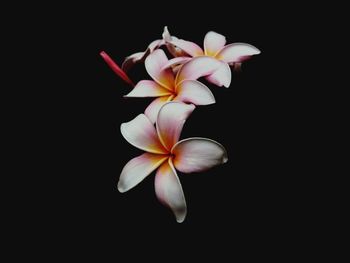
[[27, 2, 305, 259]]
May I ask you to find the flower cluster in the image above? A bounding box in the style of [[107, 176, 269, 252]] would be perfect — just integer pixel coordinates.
[[101, 27, 260, 222]]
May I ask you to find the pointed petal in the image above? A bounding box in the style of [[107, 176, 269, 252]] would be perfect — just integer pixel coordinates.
[[118, 153, 168, 193], [121, 52, 147, 72], [156, 102, 195, 151], [100, 51, 134, 86], [120, 114, 167, 154], [162, 26, 172, 42], [155, 158, 187, 223], [175, 80, 215, 105], [205, 62, 231, 88], [172, 137, 228, 173], [162, 27, 186, 57], [216, 43, 261, 63], [204, 31, 226, 56], [125, 80, 172, 97], [175, 56, 221, 86], [162, 26, 189, 56], [161, 57, 192, 71], [168, 38, 204, 57], [144, 95, 174, 124], [145, 49, 175, 90]]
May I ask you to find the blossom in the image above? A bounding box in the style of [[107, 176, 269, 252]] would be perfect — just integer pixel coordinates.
[[118, 102, 228, 222], [100, 27, 259, 222], [166, 31, 261, 87], [125, 49, 222, 123]]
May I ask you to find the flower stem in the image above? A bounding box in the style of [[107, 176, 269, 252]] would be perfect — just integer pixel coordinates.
[[100, 51, 135, 87]]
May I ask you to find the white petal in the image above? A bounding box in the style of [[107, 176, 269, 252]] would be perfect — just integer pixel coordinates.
[[155, 158, 187, 223], [162, 28, 187, 57], [122, 52, 147, 72], [216, 43, 261, 63], [121, 39, 163, 71], [161, 57, 192, 71], [168, 39, 204, 57], [156, 102, 195, 151], [205, 62, 231, 88], [145, 49, 175, 90], [172, 65, 182, 75], [162, 26, 172, 42], [172, 137, 228, 173], [144, 95, 174, 124], [175, 56, 221, 86], [148, 39, 163, 52], [165, 36, 188, 57], [175, 80, 215, 105], [120, 114, 167, 154], [125, 80, 172, 97], [204, 31, 226, 57], [118, 153, 168, 193]]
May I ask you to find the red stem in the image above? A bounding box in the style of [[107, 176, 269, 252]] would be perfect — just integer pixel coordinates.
[[100, 51, 135, 87]]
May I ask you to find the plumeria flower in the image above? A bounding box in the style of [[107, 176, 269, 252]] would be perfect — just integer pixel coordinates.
[[125, 49, 222, 123], [165, 31, 261, 87], [118, 102, 228, 222]]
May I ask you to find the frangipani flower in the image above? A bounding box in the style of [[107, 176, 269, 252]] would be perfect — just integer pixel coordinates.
[[166, 31, 261, 87], [118, 102, 228, 222], [125, 49, 222, 123]]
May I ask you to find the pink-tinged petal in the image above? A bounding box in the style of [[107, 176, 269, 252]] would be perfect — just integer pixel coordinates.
[[122, 51, 148, 72], [100, 51, 134, 87], [172, 65, 182, 75], [175, 56, 222, 86], [118, 153, 168, 193], [161, 57, 192, 71], [166, 44, 184, 58], [120, 114, 167, 154], [125, 80, 172, 97], [216, 43, 261, 63], [172, 137, 228, 173], [121, 39, 164, 71], [165, 36, 188, 57], [175, 80, 215, 105], [162, 26, 189, 57], [145, 49, 175, 90], [148, 39, 163, 52], [168, 38, 204, 57], [162, 26, 172, 42], [204, 31, 226, 57], [156, 102, 195, 151], [155, 158, 187, 223], [144, 95, 174, 124], [205, 62, 231, 88]]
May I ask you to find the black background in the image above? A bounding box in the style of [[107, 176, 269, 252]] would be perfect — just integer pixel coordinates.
[[15, 2, 315, 259]]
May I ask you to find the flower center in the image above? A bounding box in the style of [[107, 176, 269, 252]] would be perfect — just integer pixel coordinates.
[[170, 86, 178, 97]]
